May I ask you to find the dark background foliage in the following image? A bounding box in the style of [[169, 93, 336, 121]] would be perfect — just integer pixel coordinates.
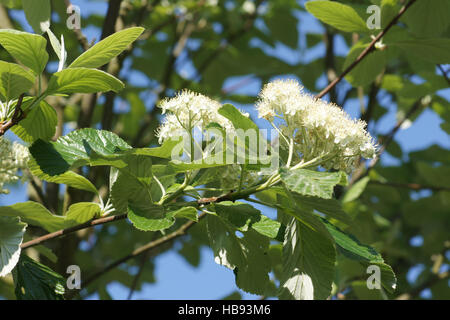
[[0, 0, 449, 299]]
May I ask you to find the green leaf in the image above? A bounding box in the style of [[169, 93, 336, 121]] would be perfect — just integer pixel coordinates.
[[29, 128, 132, 175], [12, 100, 57, 143], [116, 154, 153, 186], [13, 255, 65, 300], [121, 92, 146, 138], [322, 218, 383, 262], [218, 103, 258, 131], [280, 168, 347, 199], [32, 245, 57, 264], [291, 193, 352, 225], [0, 216, 26, 277], [65, 202, 101, 227], [217, 103, 271, 165], [394, 39, 450, 64], [279, 217, 335, 300], [321, 218, 396, 293], [0, 201, 65, 232], [128, 196, 198, 231], [110, 163, 191, 231], [207, 215, 272, 295], [264, 5, 298, 48], [305, 1, 368, 33], [110, 170, 150, 214], [402, 0, 450, 38], [46, 29, 63, 61], [416, 162, 450, 188], [69, 27, 144, 69], [343, 43, 386, 87], [380, 0, 400, 29], [0, 29, 48, 74], [170, 206, 198, 222], [0, 61, 35, 101], [22, 0, 51, 33], [351, 280, 385, 300], [213, 201, 283, 240], [27, 157, 98, 194], [342, 176, 370, 203], [46, 68, 124, 95], [131, 139, 181, 159], [127, 204, 174, 232]]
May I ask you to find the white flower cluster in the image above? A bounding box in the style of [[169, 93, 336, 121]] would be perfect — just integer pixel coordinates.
[[256, 79, 377, 173], [156, 90, 236, 144], [0, 137, 29, 194]]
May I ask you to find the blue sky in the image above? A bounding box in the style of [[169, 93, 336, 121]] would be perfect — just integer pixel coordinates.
[[2, 0, 449, 300]]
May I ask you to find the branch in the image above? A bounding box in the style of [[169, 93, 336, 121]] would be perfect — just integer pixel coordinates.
[[76, 0, 124, 129], [21, 189, 240, 250], [370, 98, 423, 167], [21, 214, 128, 249], [349, 98, 424, 185], [64, 0, 90, 51], [126, 251, 151, 300], [360, 83, 380, 124], [324, 28, 337, 103], [437, 64, 450, 86], [315, 0, 417, 99], [72, 213, 207, 298], [0, 94, 26, 136], [0, 4, 14, 29], [28, 176, 51, 208], [180, 0, 263, 89]]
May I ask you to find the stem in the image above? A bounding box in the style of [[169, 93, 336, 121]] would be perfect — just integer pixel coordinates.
[[315, 0, 418, 99], [21, 214, 128, 249], [153, 174, 166, 199], [237, 164, 246, 192], [286, 138, 294, 168]]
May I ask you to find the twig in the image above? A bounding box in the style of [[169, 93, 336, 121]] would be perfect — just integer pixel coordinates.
[[75, 213, 207, 297], [76, 0, 124, 129], [127, 251, 151, 300], [370, 98, 423, 166], [315, 0, 417, 99], [181, 0, 263, 89], [21, 214, 128, 249], [222, 75, 257, 95], [29, 176, 51, 208], [64, 0, 90, 51], [360, 83, 380, 124], [437, 64, 450, 86], [0, 94, 25, 136], [349, 98, 424, 185], [21, 189, 241, 250], [324, 28, 337, 103]]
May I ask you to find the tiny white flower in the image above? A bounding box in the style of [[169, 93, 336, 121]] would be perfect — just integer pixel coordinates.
[[156, 90, 241, 145], [256, 79, 377, 172], [0, 138, 30, 194]]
